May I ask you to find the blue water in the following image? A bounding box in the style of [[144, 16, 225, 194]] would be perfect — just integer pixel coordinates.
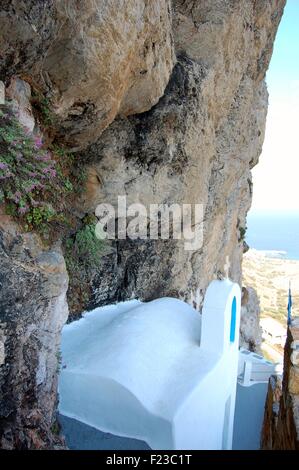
[[246, 211, 299, 260]]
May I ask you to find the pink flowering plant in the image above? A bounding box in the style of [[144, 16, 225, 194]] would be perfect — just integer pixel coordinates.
[[0, 106, 72, 230]]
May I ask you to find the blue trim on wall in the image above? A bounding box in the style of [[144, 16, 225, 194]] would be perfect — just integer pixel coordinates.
[[230, 297, 237, 343]]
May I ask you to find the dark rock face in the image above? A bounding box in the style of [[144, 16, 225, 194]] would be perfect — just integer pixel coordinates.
[[0, 214, 68, 449], [0, 1, 59, 80], [261, 321, 299, 450], [71, 57, 209, 315], [92, 239, 178, 308]]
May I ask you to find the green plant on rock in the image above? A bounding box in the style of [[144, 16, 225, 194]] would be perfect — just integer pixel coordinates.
[[51, 420, 61, 436], [238, 226, 247, 242], [0, 105, 81, 235], [50, 143, 88, 198], [65, 221, 105, 272], [31, 90, 56, 127], [25, 205, 56, 232], [64, 220, 105, 316], [51, 144, 74, 193], [56, 350, 62, 374], [0, 105, 58, 224]]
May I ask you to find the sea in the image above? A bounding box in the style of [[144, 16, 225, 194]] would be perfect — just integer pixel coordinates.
[[246, 211, 299, 261]]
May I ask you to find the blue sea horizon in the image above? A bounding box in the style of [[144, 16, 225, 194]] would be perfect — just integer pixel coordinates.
[[246, 210, 299, 261]]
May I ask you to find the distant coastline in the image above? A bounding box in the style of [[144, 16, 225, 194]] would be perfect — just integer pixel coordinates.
[[246, 211, 299, 261], [254, 249, 288, 259], [242, 249, 299, 324]]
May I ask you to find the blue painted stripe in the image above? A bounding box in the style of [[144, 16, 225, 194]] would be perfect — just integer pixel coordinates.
[[230, 296, 237, 343]]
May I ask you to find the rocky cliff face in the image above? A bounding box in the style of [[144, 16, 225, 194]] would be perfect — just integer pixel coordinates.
[[0, 212, 68, 449], [0, 0, 285, 448], [240, 287, 262, 353], [1, 0, 175, 148], [261, 319, 299, 450]]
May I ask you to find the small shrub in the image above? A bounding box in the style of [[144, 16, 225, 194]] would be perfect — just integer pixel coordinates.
[[64, 220, 105, 317], [0, 106, 57, 218], [239, 226, 247, 242], [56, 350, 62, 374], [51, 420, 61, 436], [0, 105, 77, 234], [31, 91, 56, 126], [25, 205, 56, 232], [65, 221, 105, 271], [50, 144, 74, 193], [63, 221, 107, 313]]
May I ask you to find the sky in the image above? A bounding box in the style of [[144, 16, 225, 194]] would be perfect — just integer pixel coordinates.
[[250, 0, 299, 213]]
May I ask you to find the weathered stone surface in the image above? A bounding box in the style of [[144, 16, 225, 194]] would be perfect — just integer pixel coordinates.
[[0, 0, 175, 148], [5, 77, 35, 133], [0, 329, 5, 366], [289, 367, 299, 395], [0, 212, 68, 449], [0, 1, 59, 77], [71, 0, 280, 315], [173, 0, 285, 124], [261, 375, 282, 450], [0, 81, 4, 104], [240, 287, 262, 352], [291, 350, 299, 367], [262, 322, 299, 449]]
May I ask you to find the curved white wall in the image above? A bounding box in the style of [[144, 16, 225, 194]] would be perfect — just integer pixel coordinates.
[[59, 280, 241, 449]]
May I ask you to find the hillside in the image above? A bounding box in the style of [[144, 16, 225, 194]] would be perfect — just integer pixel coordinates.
[[243, 249, 299, 324]]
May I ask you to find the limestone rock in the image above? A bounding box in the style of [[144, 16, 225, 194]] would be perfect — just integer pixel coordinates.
[[0, 0, 175, 148], [0, 329, 5, 366], [74, 36, 271, 314], [5, 77, 35, 133], [240, 287, 262, 352], [289, 367, 299, 395], [291, 350, 299, 367], [173, 0, 285, 125], [0, 1, 59, 77], [0, 212, 68, 449], [0, 81, 4, 104], [262, 322, 299, 449]]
